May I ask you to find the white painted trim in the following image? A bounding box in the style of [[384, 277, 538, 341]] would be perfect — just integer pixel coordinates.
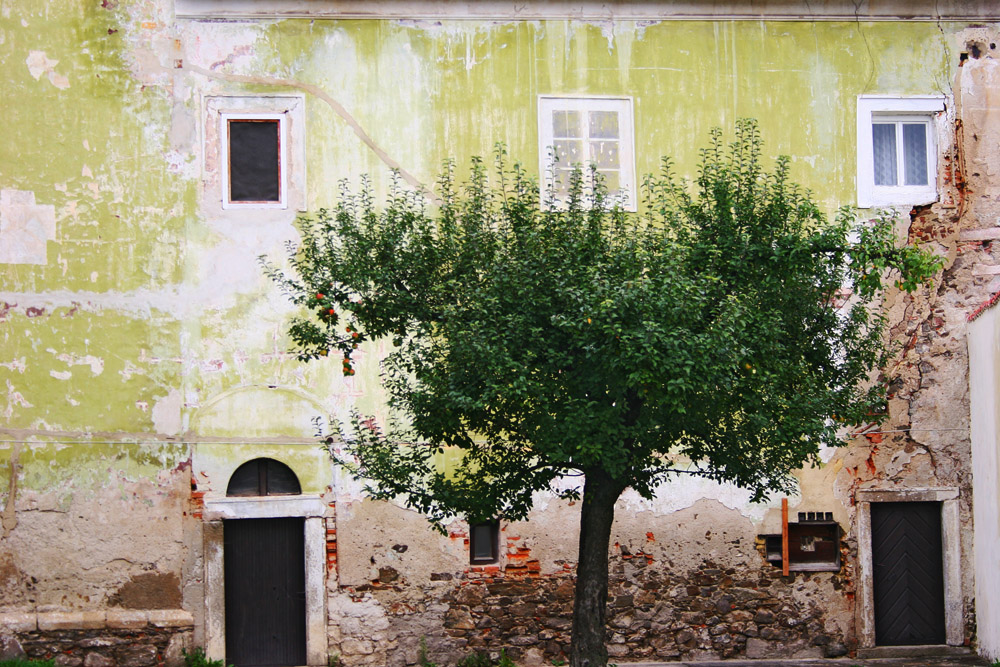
[[220, 112, 288, 210], [203, 494, 327, 519], [855, 488, 963, 648], [203, 521, 226, 662], [538, 95, 637, 212], [304, 518, 329, 665], [856, 95, 945, 208], [175, 0, 1000, 20], [968, 309, 1000, 660]]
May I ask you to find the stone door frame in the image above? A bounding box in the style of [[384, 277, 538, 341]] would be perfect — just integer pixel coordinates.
[[855, 487, 962, 648], [203, 495, 328, 666]]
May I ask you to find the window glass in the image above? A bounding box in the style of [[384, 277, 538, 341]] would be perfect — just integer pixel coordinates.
[[872, 123, 898, 186], [588, 110, 619, 139], [553, 110, 581, 138], [471, 523, 494, 561], [591, 141, 619, 169], [228, 119, 281, 203], [554, 139, 583, 163], [903, 123, 928, 186], [227, 458, 301, 496], [469, 520, 499, 563]]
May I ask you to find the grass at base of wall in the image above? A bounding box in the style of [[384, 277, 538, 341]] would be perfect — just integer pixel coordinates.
[[0, 660, 55, 667]]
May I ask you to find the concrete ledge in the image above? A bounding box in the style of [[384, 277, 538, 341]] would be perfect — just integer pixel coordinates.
[[0, 610, 192, 632], [857, 644, 974, 659], [38, 612, 106, 631], [105, 610, 149, 630], [855, 487, 959, 502], [147, 610, 195, 628], [0, 612, 37, 632]]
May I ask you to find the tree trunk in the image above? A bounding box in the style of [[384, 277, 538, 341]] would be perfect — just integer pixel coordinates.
[[569, 469, 624, 667]]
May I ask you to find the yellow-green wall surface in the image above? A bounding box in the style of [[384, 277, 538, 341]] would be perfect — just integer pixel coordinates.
[[0, 1, 971, 488]]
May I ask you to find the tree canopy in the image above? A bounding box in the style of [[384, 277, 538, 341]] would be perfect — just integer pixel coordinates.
[[265, 119, 941, 667]]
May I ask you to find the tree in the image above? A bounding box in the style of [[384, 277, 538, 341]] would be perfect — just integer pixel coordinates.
[[265, 120, 941, 667]]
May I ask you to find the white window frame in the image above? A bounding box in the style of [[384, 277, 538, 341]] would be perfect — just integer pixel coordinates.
[[857, 95, 945, 208], [220, 112, 288, 209], [538, 96, 637, 212]]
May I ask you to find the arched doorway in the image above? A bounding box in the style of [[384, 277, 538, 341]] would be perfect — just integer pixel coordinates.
[[224, 459, 306, 667]]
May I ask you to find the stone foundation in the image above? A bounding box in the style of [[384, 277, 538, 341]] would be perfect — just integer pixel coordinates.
[[333, 550, 852, 666], [0, 612, 194, 667]]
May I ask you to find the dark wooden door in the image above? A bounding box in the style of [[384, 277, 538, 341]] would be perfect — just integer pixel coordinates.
[[224, 518, 307, 667], [871, 501, 945, 645]]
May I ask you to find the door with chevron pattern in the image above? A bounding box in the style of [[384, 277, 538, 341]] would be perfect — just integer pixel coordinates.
[[870, 501, 946, 645]]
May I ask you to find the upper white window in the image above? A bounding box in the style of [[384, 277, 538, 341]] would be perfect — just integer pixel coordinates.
[[221, 113, 287, 209], [857, 96, 945, 208], [538, 96, 636, 212]]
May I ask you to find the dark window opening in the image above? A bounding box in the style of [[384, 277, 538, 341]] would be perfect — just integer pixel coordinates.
[[469, 520, 500, 564], [228, 119, 281, 203], [227, 458, 301, 497]]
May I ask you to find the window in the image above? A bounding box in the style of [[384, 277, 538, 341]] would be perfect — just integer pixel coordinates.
[[203, 96, 305, 215], [857, 96, 945, 208], [227, 458, 302, 496], [468, 519, 500, 564], [538, 96, 636, 211], [222, 113, 287, 208]]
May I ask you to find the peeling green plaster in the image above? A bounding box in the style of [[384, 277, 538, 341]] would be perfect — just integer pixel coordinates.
[[1, 0, 190, 292], [0, 440, 189, 494], [1, 309, 182, 432], [0, 6, 970, 490]]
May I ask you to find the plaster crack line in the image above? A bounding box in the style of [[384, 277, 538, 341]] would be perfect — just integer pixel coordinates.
[[2, 443, 21, 538], [184, 64, 434, 197]]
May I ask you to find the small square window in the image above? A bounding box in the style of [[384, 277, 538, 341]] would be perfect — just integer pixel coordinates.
[[857, 96, 944, 208], [538, 96, 636, 212], [221, 113, 287, 209], [469, 519, 500, 564]]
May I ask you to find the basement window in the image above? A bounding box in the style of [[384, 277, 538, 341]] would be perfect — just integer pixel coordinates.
[[857, 96, 945, 208], [469, 519, 500, 564], [222, 113, 287, 208], [538, 96, 636, 212], [762, 513, 841, 572]]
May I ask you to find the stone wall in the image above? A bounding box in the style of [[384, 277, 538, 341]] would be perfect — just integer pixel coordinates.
[[0, 611, 193, 667], [330, 537, 852, 666]]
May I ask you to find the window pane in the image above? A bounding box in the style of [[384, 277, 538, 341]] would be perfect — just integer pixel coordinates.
[[872, 123, 898, 186], [553, 169, 573, 197], [265, 459, 302, 495], [598, 170, 621, 197], [552, 110, 581, 138], [589, 110, 619, 139], [903, 123, 929, 186], [553, 139, 583, 165], [229, 120, 281, 202], [590, 141, 620, 169], [471, 523, 495, 561]]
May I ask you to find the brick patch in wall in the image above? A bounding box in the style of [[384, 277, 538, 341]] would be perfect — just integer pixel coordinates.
[[325, 517, 338, 572]]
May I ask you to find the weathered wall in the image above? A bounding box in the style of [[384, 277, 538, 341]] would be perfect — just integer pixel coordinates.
[[3, 1, 1000, 665], [327, 496, 852, 665]]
